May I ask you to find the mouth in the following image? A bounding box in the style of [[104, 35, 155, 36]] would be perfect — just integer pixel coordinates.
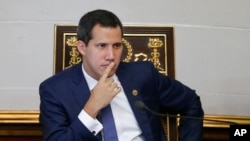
[[102, 64, 110, 67], [102, 63, 116, 67], [102, 63, 117, 73]]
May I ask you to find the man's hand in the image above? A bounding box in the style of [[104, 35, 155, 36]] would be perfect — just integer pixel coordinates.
[[83, 62, 121, 118]]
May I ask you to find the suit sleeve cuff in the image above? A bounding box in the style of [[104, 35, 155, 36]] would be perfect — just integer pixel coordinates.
[[78, 110, 103, 135]]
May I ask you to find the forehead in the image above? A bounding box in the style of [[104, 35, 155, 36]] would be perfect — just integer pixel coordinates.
[[91, 24, 122, 38]]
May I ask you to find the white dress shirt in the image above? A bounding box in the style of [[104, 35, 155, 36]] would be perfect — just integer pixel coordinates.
[[78, 65, 144, 141]]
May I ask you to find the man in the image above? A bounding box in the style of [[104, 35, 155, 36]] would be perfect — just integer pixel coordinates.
[[39, 9, 204, 141]]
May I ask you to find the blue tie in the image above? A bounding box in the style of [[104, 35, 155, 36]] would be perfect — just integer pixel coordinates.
[[101, 104, 119, 141]]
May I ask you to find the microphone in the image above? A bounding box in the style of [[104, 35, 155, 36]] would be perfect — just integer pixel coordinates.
[[135, 101, 237, 125]]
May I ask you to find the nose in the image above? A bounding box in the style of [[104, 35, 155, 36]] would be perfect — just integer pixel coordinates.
[[106, 47, 115, 61]]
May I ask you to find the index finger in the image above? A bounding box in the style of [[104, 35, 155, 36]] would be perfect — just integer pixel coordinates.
[[99, 62, 115, 82]]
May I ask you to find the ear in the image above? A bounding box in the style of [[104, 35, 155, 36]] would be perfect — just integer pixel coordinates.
[[77, 40, 86, 55]]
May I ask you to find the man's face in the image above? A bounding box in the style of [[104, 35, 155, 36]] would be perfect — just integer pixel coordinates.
[[77, 24, 123, 80]]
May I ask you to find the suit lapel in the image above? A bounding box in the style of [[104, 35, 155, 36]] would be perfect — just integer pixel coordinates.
[[70, 63, 91, 108], [116, 63, 154, 141]]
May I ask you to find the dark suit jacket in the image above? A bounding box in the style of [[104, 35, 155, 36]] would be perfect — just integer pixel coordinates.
[[39, 61, 203, 141]]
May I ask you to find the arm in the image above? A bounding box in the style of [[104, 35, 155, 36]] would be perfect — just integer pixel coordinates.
[[39, 82, 97, 141], [152, 64, 204, 141], [178, 93, 204, 141], [39, 62, 120, 141]]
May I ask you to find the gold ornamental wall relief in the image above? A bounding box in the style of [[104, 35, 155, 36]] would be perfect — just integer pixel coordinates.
[[54, 25, 175, 78]]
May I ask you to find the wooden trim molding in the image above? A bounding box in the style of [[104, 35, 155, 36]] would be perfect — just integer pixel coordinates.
[[204, 114, 250, 128], [0, 111, 40, 136], [1, 111, 250, 136], [0, 111, 39, 123]]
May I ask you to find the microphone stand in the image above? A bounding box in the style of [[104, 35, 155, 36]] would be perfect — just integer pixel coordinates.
[[135, 101, 237, 125]]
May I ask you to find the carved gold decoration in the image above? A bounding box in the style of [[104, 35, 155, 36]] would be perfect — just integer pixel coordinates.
[[134, 53, 148, 61], [148, 38, 164, 71], [66, 36, 77, 46], [63, 36, 166, 73], [65, 36, 81, 68], [122, 38, 133, 62]]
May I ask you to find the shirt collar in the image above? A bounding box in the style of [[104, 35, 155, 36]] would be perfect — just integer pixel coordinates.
[[81, 65, 98, 91]]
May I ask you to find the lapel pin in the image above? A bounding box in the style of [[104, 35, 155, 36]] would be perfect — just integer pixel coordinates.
[[132, 89, 138, 96]]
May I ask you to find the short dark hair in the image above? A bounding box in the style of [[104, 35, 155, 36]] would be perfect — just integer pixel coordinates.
[[77, 9, 123, 45]]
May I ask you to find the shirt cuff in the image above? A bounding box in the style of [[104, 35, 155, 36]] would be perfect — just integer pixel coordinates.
[[78, 110, 103, 135]]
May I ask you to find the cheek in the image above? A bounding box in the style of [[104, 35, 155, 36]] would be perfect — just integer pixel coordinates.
[[86, 50, 100, 60], [115, 50, 123, 59]]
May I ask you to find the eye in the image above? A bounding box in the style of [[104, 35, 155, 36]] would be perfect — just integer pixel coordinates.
[[113, 43, 122, 48], [96, 43, 107, 48]]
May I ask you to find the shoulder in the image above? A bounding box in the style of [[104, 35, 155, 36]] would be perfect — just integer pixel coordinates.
[[119, 61, 154, 70], [40, 63, 82, 86], [117, 61, 157, 77]]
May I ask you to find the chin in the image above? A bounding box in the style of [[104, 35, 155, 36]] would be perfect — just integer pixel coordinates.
[[108, 71, 116, 77]]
